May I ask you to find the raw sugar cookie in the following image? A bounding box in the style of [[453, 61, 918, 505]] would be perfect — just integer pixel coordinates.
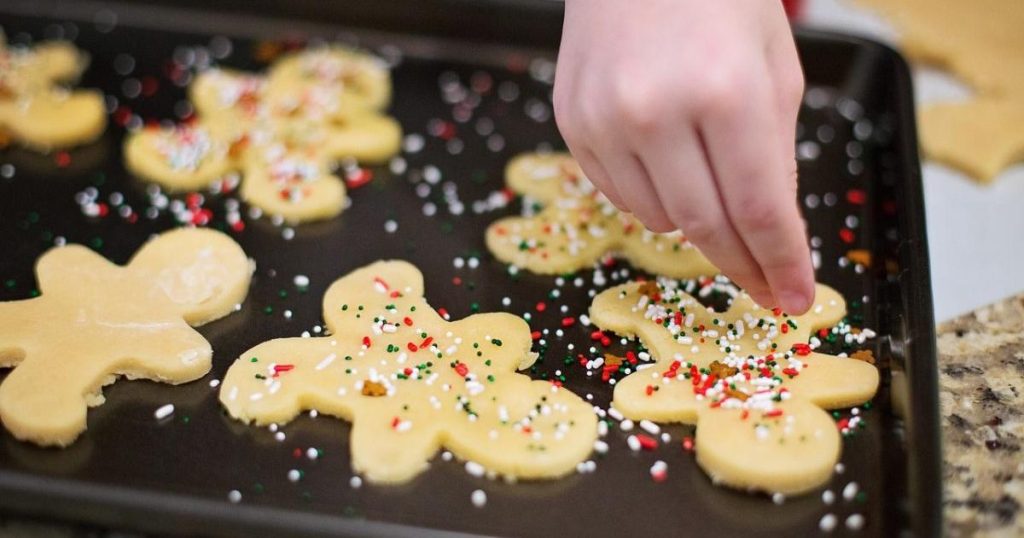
[[858, 0, 1024, 182], [486, 153, 717, 277], [0, 37, 106, 150], [0, 228, 252, 446], [220, 260, 598, 484], [590, 278, 878, 494], [124, 46, 401, 222]]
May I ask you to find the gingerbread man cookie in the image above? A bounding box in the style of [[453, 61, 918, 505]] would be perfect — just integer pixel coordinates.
[[486, 153, 718, 277], [590, 279, 878, 494], [0, 36, 106, 150], [124, 47, 401, 222], [220, 260, 597, 484], [0, 228, 252, 446]]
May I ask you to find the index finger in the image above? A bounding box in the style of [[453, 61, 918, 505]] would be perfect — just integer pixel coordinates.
[[699, 69, 814, 314]]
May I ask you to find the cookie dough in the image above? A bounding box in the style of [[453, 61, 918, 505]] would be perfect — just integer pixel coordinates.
[[858, 0, 1024, 182], [590, 279, 878, 494], [220, 260, 597, 484], [125, 47, 401, 222], [0, 37, 106, 150], [486, 153, 718, 277], [0, 228, 252, 446]]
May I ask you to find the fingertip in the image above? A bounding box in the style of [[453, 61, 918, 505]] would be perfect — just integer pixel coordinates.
[[777, 287, 812, 315]]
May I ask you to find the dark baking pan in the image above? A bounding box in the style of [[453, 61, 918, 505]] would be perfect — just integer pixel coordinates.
[[0, 1, 940, 536]]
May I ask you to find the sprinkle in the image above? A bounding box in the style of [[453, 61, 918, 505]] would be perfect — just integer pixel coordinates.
[[154, 404, 175, 420], [636, 434, 658, 451], [306, 447, 320, 460], [465, 461, 486, 477], [227, 490, 242, 503], [639, 420, 661, 435], [349, 476, 362, 489], [819, 513, 837, 532], [287, 469, 302, 482], [845, 514, 865, 530], [649, 460, 668, 482], [626, 435, 642, 452], [843, 481, 859, 501], [822, 489, 835, 505], [471, 489, 487, 507]]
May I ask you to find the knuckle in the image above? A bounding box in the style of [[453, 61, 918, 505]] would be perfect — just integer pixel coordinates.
[[610, 79, 664, 135], [695, 66, 748, 116], [731, 197, 784, 232]]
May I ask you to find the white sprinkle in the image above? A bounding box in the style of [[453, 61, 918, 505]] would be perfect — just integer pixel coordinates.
[[287, 469, 301, 482], [465, 461, 486, 477], [608, 407, 624, 421], [620, 419, 634, 432], [772, 492, 786, 505], [349, 476, 362, 489], [819, 513, 837, 532], [154, 404, 175, 420], [835, 463, 845, 474], [315, 353, 337, 371], [384, 219, 398, 233], [627, 435, 641, 451], [227, 490, 242, 503], [593, 440, 609, 454], [442, 451, 453, 462], [843, 481, 859, 501], [294, 274, 309, 288], [471, 489, 487, 508], [639, 420, 660, 435], [274, 431, 285, 442], [822, 489, 835, 505], [209, 379, 221, 388], [845, 514, 865, 530]]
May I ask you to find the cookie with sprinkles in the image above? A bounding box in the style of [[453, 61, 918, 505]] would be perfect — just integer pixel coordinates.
[[123, 46, 401, 223], [220, 260, 598, 483], [0, 36, 106, 150], [590, 279, 878, 494], [0, 228, 253, 447], [486, 152, 718, 277]]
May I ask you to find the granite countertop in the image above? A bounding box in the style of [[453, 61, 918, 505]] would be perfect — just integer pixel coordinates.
[[939, 294, 1024, 537]]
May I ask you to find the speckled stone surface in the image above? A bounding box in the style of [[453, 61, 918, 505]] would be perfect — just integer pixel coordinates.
[[939, 294, 1024, 537]]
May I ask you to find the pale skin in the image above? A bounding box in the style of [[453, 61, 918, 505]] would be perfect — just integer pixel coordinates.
[[554, 0, 814, 314]]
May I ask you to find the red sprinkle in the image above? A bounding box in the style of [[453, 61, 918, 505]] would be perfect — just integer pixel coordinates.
[[345, 168, 374, 189], [846, 189, 867, 205], [362, 336, 372, 348], [454, 362, 469, 377], [561, 317, 575, 328], [682, 437, 694, 452], [636, 434, 658, 451]]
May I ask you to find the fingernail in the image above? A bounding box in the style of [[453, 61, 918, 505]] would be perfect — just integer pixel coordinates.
[[778, 289, 812, 315]]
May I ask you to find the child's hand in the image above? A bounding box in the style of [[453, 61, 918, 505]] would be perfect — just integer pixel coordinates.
[[554, 0, 814, 313]]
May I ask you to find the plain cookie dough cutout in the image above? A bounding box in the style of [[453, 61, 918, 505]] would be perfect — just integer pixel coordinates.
[[124, 47, 401, 223], [0, 228, 252, 446], [0, 37, 106, 150], [486, 153, 718, 277], [857, 0, 1024, 182], [590, 278, 878, 495], [220, 260, 597, 484]]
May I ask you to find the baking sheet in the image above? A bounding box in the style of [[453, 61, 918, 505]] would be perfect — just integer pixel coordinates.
[[0, 2, 940, 536]]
